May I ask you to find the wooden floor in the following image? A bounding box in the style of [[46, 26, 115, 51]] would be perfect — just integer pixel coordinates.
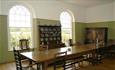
[[0, 57, 115, 70]]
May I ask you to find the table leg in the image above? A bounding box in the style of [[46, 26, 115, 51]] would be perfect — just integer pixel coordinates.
[[42, 62, 48, 70], [29, 60, 32, 67]]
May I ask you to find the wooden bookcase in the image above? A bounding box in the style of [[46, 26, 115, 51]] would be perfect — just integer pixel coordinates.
[[84, 27, 108, 46], [38, 25, 65, 50]]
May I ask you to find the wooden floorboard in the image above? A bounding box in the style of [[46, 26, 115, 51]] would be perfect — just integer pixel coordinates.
[[0, 57, 115, 70]]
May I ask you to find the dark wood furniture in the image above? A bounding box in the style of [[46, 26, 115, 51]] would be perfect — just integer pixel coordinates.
[[84, 50, 102, 65], [13, 48, 40, 70], [68, 39, 73, 46], [19, 39, 30, 51], [13, 48, 23, 70], [19, 39, 31, 62], [84, 27, 108, 46], [84, 28, 108, 62], [54, 51, 67, 70], [38, 25, 65, 50], [21, 44, 104, 70], [103, 39, 115, 57], [54, 51, 77, 70]]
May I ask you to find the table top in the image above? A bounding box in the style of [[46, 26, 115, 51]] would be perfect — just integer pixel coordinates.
[[21, 44, 103, 63]]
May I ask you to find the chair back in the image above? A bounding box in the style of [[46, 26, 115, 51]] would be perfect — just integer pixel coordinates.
[[13, 48, 22, 70], [19, 39, 30, 51], [54, 51, 67, 70], [69, 39, 73, 46]]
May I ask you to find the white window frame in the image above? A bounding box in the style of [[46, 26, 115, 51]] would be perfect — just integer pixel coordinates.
[[60, 11, 72, 46], [8, 5, 33, 51]]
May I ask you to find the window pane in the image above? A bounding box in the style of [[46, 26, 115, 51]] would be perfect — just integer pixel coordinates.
[[9, 5, 32, 50], [60, 12, 72, 45]]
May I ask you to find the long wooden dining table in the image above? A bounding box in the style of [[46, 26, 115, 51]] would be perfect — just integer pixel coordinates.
[[21, 44, 104, 70]]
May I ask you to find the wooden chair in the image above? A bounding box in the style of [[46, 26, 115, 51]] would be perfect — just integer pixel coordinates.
[[13, 48, 40, 70], [19, 39, 32, 62], [106, 45, 115, 57], [84, 50, 102, 65], [68, 39, 73, 46], [73, 55, 86, 69], [54, 51, 75, 70], [19, 39, 30, 51]]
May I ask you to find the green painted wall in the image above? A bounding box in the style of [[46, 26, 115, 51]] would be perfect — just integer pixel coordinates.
[[74, 21, 115, 43], [36, 18, 60, 25], [0, 15, 2, 63], [75, 22, 86, 43], [0, 15, 14, 63], [108, 21, 115, 39], [0, 15, 115, 63]]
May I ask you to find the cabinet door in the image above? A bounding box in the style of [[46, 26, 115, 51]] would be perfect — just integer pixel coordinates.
[[97, 28, 108, 46], [85, 28, 96, 44], [85, 28, 108, 45], [97, 29, 105, 43]]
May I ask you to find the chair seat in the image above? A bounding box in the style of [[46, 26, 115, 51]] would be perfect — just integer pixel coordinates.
[[22, 67, 38, 70]]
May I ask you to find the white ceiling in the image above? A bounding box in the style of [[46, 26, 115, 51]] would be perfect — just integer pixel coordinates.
[[59, 0, 115, 7], [1, 0, 115, 7]]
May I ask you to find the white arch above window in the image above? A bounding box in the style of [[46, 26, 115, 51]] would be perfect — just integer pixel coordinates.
[[9, 5, 31, 28], [8, 5, 33, 50], [60, 11, 72, 28]]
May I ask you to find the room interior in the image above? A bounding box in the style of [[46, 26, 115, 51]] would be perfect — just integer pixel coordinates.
[[0, 0, 115, 70]]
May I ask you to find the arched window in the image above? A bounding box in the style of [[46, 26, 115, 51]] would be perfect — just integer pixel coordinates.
[[60, 11, 72, 46], [8, 5, 32, 50]]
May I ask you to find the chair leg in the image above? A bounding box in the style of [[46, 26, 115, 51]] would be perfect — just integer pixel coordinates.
[[37, 63, 40, 70], [54, 65, 56, 70], [29, 60, 33, 67]]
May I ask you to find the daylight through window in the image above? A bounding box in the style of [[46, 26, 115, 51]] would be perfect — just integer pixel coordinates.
[[60, 11, 72, 46], [8, 5, 32, 50]]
